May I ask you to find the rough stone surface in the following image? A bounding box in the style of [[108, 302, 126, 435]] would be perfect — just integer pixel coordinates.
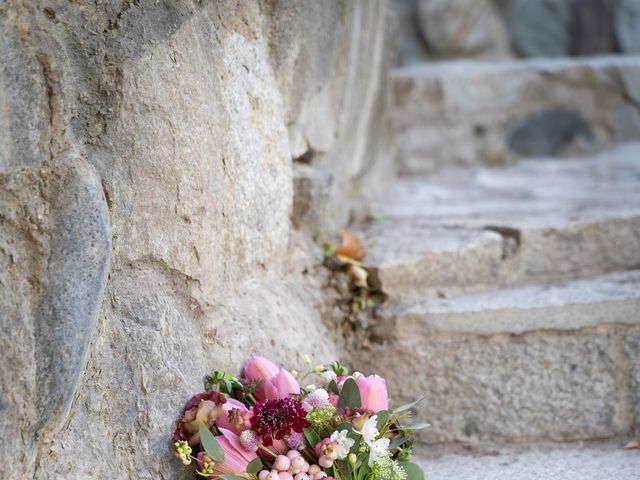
[[416, 0, 513, 59], [0, 1, 394, 478], [417, 443, 640, 480], [569, 0, 617, 56], [392, 56, 640, 173], [364, 326, 636, 444], [357, 143, 640, 299], [388, 271, 640, 336], [502, 0, 571, 58], [507, 108, 594, 157], [616, 0, 640, 54]]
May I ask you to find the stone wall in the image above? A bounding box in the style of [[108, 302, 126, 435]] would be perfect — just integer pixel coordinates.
[[0, 1, 394, 478], [394, 0, 640, 65]]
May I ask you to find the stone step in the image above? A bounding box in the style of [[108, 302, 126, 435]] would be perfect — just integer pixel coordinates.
[[415, 442, 640, 480], [392, 55, 640, 174], [362, 270, 640, 445], [358, 143, 640, 300], [385, 270, 640, 337]]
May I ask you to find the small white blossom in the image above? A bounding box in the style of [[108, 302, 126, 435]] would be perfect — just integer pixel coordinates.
[[329, 429, 355, 459], [368, 437, 390, 466], [322, 370, 338, 383], [361, 415, 379, 444]]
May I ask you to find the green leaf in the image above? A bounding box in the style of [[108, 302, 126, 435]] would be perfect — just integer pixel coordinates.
[[389, 434, 409, 449], [327, 379, 339, 394], [246, 457, 263, 474], [394, 397, 424, 414], [375, 410, 390, 431], [338, 377, 361, 409], [220, 475, 246, 480], [198, 424, 225, 462], [399, 461, 425, 480], [303, 427, 320, 449], [404, 422, 431, 430]]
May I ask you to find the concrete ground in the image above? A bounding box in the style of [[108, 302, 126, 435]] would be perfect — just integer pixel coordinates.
[[416, 443, 640, 480]]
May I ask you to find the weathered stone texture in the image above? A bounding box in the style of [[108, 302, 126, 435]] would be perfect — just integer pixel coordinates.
[[393, 56, 640, 173], [0, 1, 394, 478], [365, 326, 634, 444]]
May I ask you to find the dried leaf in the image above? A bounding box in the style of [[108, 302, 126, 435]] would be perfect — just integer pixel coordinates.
[[623, 440, 640, 450], [335, 229, 365, 260]]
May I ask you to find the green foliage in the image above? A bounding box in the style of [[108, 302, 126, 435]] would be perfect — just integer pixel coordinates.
[[306, 405, 337, 428], [398, 461, 424, 480], [198, 424, 224, 462], [338, 377, 361, 409], [394, 397, 424, 414], [246, 457, 263, 474], [205, 371, 258, 405]]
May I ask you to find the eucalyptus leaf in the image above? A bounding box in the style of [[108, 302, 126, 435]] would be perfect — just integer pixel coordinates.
[[394, 397, 424, 414], [337, 377, 361, 409], [399, 461, 425, 480], [375, 410, 390, 431], [198, 424, 225, 462], [327, 379, 339, 394], [404, 422, 431, 430], [246, 457, 263, 474], [303, 428, 320, 449], [389, 434, 409, 449]]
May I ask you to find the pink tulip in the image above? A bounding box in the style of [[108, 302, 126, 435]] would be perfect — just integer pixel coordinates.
[[244, 356, 280, 382], [214, 428, 258, 473], [255, 368, 301, 401], [216, 398, 250, 434], [355, 374, 388, 412]]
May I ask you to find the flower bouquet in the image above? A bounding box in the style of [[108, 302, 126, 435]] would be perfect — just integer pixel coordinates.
[[173, 356, 426, 480]]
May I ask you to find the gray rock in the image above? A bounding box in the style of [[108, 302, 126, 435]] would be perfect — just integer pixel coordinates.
[[569, 0, 617, 56], [34, 159, 111, 437], [507, 108, 594, 157], [392, 56, 640, 173], [616, 0, 640, 53], [416, 0, 513, 59], [503, 0, 571, 58]]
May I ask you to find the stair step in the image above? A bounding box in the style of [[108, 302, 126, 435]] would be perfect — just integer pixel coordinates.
[[361, 270, 640, 444], [415, 443, 640, 480], [359, 143, 640, 299], [365, 294, 640, 443], [385, 270, 640, 336], [392, 55, 640, 173]]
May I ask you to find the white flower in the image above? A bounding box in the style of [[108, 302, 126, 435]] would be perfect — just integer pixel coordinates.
[[329, 429, 355, 459], [361, 415, 379, 444], [322, 370, 338, 383], [368, 437, 390, 466]]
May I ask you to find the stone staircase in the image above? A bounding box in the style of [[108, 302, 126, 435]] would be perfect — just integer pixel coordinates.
[[354, 55, 640, 476]]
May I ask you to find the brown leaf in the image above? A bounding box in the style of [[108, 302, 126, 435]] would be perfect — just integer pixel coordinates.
[[335, 229, 365, 260], [623, 440, 640, 450]]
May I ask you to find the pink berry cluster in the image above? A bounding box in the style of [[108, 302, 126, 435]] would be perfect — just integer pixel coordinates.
[[257, 450, 336, 480]]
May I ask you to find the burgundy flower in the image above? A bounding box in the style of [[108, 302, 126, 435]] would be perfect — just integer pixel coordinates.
[[174, 391, 227, 445], [250, 398, 310, 446]]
